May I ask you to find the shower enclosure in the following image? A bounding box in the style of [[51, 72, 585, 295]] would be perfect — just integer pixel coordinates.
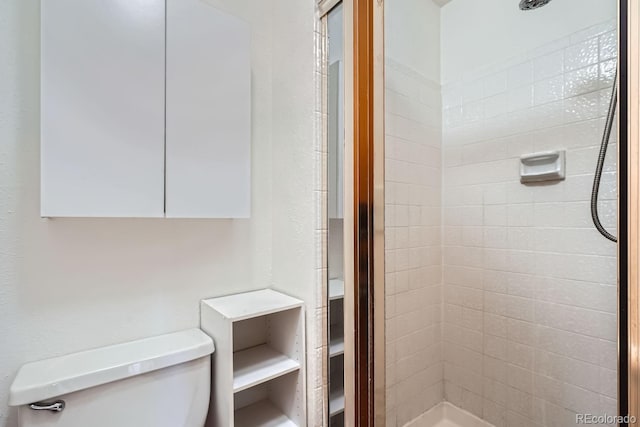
[[382, 0, 621, 426]]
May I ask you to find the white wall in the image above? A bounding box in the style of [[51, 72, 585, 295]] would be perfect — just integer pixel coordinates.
[[268, 0, 325, 423], [384, 1, 443, 425], [0, 1, 319, 426], [441, 2, 618, 424], [441, 0, 616, 81]]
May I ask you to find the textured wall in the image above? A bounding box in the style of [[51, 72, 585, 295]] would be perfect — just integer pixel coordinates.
[[0, 1, 320, 426], [441, 19, 618, 426], [269, 0, 325, 423]]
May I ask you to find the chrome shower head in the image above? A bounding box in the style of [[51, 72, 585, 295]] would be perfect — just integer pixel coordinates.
[[519, 0, 552, 10]]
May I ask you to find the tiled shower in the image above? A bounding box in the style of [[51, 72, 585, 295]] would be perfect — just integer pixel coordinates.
[[441, 20, 618, 427], [384, 1, 618, 426]]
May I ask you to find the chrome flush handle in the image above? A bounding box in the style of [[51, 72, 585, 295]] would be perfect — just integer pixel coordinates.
[[29, 400, 65, 412]]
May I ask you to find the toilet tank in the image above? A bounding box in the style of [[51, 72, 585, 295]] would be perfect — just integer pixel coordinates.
[[9, 329, 214, 427]]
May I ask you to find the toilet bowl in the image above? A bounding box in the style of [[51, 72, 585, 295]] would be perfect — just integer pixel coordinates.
[[9, 329, 214, 427]]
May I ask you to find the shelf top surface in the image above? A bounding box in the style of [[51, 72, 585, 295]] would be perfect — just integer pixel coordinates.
[[235, 400, 298, 427], [202, 289, 303, 321]]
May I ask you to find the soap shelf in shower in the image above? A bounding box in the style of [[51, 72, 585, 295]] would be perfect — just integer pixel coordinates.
[[519, 150, 566, 183]]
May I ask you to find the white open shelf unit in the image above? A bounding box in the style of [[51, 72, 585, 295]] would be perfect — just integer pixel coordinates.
[[201, 289, 306, 427]]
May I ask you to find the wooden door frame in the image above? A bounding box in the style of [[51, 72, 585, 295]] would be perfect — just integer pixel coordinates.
[[320, 0, 383, 425], [625, 0, 636, 423], [344, 0, 384, 426]]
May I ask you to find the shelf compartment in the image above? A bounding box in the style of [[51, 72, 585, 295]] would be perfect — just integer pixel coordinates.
[[234, 400, 298, 427], [329, 386, 345, 417], [329, 334, 344, 358], [233, 344, 300, 392], [329, 279, 344, 301]]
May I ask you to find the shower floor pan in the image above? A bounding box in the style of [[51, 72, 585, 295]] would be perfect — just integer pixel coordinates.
[[405, 402, 495, 427]]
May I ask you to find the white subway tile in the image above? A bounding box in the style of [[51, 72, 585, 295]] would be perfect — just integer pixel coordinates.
[[534, 75, 564, 105], [534, 51, 564, 81], [534, 373, 600, 414], [483, 70, 508, 97], [484, 378, 509, 406], [507, 342, 534, 370], [484, 334, 508, 360], [485, 312, 508, 338], [599, 30, 617, 61], [461, 78, 486, 104], [535, 349, 600, 393], [564, 38, 599, 71], [535, 300, 616, 339], [508, 85, 534, 112], [563, 91, 602, 123], [507, 364, 533, 393], [507, 61, 534, 89], [483, 399, 507, 427], [564, 64, 599, 98], [506, 387, 535, 419]]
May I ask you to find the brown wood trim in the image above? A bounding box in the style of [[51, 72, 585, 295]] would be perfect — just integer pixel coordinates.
[[351, 0, 384, 426], [353, 0, 375, 422], [627, 0, 639, 421], [352, 0, 374, 424]]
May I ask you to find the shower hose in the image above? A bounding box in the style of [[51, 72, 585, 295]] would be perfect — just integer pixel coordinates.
[[591, 69, 618, 243]]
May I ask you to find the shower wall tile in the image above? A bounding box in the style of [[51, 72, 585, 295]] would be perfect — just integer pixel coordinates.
[[385, 58, 443, 427], [442, 21, 618, 426]]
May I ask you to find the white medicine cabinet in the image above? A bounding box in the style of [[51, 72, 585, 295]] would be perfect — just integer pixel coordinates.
[[41, 0, 251, 218]]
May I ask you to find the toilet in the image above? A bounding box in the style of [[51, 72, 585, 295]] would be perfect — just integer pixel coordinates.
[[9, 329, 214, 427]]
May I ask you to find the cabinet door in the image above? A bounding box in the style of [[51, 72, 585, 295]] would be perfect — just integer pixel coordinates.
[[165, 0, 251, 218], [41, 0, 166, 218]]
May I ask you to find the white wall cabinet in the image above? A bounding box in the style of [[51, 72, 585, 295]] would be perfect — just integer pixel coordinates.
[[41, 0, 251, 218], [41, 0, 166, 218], [166, 0, 250, 218]]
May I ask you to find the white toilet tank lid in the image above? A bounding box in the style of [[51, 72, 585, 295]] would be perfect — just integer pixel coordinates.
[[9, 328, 214, 406]]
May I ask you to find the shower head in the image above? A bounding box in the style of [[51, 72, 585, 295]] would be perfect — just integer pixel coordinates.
[[519, 0, 552, 10]]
